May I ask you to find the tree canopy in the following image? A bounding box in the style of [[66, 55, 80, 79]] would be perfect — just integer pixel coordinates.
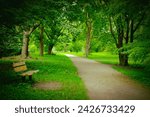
[[0, 0, 150, 67]]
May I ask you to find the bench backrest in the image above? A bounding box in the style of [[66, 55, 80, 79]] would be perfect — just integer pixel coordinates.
[[13, 62, 27, 72]]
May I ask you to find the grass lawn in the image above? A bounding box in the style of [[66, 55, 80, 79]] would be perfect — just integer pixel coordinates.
[[67, 52, 118, 64], [70, 52, 150, 88], [88, 52, 119, 65], [0, 54, 88, 100]]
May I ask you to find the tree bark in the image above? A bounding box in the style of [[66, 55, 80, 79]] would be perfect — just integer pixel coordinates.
[[119, 53, 128, 66], [21, 23, 40, 58], [117, 25, 129, 66], [39, 26, 44, 56], [109, 12, 145, 66], [21, 31, 30, 58], [118, 26, 129, 66], [109, 17, 117, 46], [85, 13, 92, 58], [48, 44, 54, 55], [130, 19, 134, 43], [109, 16, 128, 66], [125, 15, 129, 44]]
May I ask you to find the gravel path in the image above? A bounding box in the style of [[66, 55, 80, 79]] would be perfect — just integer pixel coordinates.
[[66, 54, 150, 100]]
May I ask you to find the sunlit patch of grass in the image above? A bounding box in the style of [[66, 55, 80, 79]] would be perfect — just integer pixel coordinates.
[[69, 52, 119, 64], [0, 54, 88, 100], [88, 52, 119, 65]]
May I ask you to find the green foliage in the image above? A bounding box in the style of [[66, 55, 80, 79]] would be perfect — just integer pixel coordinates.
[[55, 21, 85, 52], [0, 0, 150, 70], [0, 0, 69, 57], [143, 55, 150, 72], [90, 35, 117, 53], [69, 40, 84, 52], [127, 6, 150, 66], [44, 17, 63, 49], [0, 55, 88, 99], [91, 12, 117, 53], [113, 66, 150, 87], [0, 26, 22, 57], [128, 42, 149, 64]]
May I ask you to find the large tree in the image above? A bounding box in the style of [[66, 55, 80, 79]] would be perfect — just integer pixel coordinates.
[[20, 0, 66, 58], [108, 0, 149, 66], [64, 0, 95, 57]]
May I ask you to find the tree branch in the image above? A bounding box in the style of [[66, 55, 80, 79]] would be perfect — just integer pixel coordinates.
[[29, 23, 40, 35], [125, 15, 129, 44], [44, 30, 51, 39], [109, 17, 117, 46], [133, 12, 145, 33]]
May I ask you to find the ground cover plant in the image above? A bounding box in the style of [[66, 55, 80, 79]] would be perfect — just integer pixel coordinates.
[[0, 54, 88, 100]]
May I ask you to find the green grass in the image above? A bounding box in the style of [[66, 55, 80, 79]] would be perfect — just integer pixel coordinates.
[[113, 66, 150, 87], [88, 52, 119, 65], [0, 54, 88, 100], [68, 52, 119, 64], [70, 52, 150, 88]]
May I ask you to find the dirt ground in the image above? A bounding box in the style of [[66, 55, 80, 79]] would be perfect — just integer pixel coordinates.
[[66, 54, 150, 100], [33, 82, 62, 90]]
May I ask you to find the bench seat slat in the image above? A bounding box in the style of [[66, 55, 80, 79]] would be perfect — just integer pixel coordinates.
[[14, 65, 27, 72], [21, 70, 39, 76], [13, 62, 25, 67]]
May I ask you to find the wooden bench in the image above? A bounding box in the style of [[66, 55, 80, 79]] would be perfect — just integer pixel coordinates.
[[13, 62, 39, 81]]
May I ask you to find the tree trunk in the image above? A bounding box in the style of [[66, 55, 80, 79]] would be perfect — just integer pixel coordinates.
[[109, 17, 117, 46], [85, 13, 92, 58], [119, 53, 128, 66], [125, 15, 129, 44], [21, 31, 30, 58], [118, 39, 129, 66], [109, 16, 128, 66], [48, 44, 54, 55], [39, 26, 44, 56], [117, 19, 129, 66], [130, 19, 134, 43], [21, 23, 40, 58], [118, 32, 129, 66]]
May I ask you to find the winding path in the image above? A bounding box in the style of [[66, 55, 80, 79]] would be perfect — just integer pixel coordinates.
[[66, 54, 150, 100]]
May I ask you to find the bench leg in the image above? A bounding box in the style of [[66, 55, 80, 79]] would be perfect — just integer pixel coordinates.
[[29, 75, 32, 81], [22, 76, 25, 82]]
